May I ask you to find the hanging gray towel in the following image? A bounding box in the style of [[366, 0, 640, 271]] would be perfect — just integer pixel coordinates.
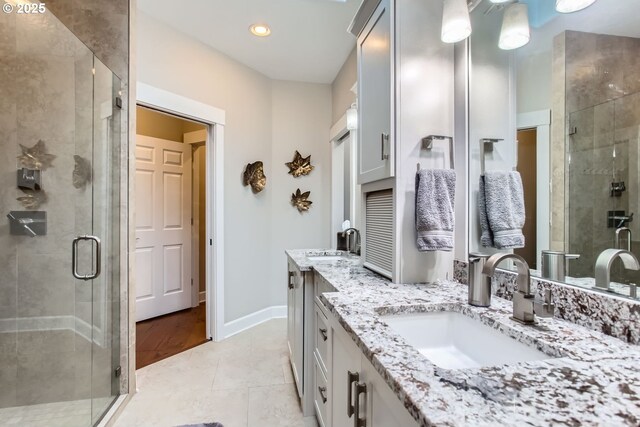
[[415, 169, 456, 251], [478, 175, 494, 247], [479, 171, 525, 249]]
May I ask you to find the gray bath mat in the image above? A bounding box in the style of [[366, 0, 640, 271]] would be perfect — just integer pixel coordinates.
[[176, 424, 223, 427]]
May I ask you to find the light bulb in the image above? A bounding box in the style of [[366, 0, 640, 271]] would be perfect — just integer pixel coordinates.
[[441, 0, 472, 44], [346, 105, 358, 130], [249, 24, 271, 37], [555, 0, 596, 13], [499, 3, 530, 50]]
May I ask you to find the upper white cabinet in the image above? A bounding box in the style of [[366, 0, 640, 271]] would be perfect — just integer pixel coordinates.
[[357, 0, 394, 184], [350, 0, 458, 283]]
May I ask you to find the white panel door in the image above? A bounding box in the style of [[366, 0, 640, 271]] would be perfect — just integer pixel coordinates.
[[135, 134, 192, 321]]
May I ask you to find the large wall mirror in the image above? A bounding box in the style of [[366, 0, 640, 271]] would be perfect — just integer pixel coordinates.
[[468, 0, 640, 300]]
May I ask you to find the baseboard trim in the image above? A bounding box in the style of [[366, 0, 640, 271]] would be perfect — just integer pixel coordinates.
[[224, 305, 287, 339], [199, 291, 206, 303]]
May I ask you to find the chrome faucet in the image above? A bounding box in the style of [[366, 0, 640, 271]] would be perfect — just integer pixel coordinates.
[[482, 253, 555, 325], [342, 228, 361, 255], [594, 249, 640, 291]]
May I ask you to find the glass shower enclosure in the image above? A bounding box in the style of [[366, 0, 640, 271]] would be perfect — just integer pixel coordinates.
[[0, 9, 122, 427]]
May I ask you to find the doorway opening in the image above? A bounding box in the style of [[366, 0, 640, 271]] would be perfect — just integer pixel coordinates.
[[515, 128, 538, 269], [134, 105, 209, 368]]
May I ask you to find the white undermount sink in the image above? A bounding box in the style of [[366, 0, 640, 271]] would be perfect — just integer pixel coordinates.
[[381, 311, 554, 370], [307, 255, 346, 261], [305, 251, 348, 261]]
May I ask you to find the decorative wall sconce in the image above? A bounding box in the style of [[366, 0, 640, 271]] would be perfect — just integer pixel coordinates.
[[285, 151, 314, 177], [498, 3, 530, 50], [346, 103, 358, 130], [243, 161, 267, 193], [441, 0, 472, 43], [291, 189, 312, 212], [18, 140, 56, 170]]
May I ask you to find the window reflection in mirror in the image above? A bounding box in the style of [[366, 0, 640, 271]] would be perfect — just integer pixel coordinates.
[[467, 0, 640, 300]]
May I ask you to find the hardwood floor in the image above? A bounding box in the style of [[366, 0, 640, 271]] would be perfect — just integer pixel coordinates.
[[136, 303, 208, 369]]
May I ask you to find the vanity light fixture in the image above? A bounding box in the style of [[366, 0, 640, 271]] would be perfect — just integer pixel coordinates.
[[498, 3, 530, 50], [441, 0, 472, 43], [555, 0, 596, 13], [249, 23, 271, 37]]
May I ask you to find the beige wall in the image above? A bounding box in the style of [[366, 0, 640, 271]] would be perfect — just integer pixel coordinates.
[[137, 12, 332, 324], [136, 106, 206, 142], [331, 47, 357, 125]]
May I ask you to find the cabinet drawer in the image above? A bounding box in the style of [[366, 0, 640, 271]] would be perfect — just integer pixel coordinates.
[[315, 304, 329, 374], [314, 357, 329, 427]]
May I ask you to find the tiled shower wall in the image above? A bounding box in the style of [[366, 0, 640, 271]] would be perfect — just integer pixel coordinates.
[[0, 0, 129, 410], [552, 31, 640, 279]]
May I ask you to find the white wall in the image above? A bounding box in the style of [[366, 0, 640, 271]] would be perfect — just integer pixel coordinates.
[[270, 81, 332, 305], [137, 12, 331, 324], [331, 47, 357, 124]]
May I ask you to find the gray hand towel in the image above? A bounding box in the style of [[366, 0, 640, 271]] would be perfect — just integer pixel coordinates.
[[478, 175, 494, 247], [415, 169, 456, 251], [480, 171, 525, 249]]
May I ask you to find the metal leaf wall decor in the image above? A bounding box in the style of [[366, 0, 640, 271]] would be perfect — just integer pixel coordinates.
[[291, 189, 312, 212], [243, 161, 267, 193], [18, 140, 56, 170], [285, 151, 314, 177], [17, 190, 47, 209], [72, 155, 92, 189]]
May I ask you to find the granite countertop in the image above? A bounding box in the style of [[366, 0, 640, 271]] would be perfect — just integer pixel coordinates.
[[286, 249, 640, 426]]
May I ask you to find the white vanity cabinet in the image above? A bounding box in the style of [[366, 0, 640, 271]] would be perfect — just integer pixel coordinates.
[[357, 0, 394, 184], [287, 260, 305, 398], [328, 309, 419, 427]]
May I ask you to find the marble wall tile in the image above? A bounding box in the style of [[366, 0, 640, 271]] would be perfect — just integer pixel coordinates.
[[16, 350, 77, 406], [551, 32, 566, 251], [0, 355, 17, 408], [556, 31, 640, 281]]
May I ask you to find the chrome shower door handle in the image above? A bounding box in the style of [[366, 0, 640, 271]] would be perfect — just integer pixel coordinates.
[[72, 235, 101, 280]]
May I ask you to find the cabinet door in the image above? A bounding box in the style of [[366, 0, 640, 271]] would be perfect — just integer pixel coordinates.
[[293, 267, 305, 397], [287, 262, 304, 398], [287, 266, 295, 362], [358, 0, 393, 184], [331, 325, 362, 427], [360, 357, 419, 427]]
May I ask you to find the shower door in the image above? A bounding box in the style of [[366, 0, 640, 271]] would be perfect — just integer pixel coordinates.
[[0, 8, 122, 426]]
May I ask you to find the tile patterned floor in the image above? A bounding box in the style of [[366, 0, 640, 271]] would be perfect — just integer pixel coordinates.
[[115, 319, 313, 427]]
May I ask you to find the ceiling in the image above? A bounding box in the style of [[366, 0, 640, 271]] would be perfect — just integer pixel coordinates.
[[137, 0, 361, 84]]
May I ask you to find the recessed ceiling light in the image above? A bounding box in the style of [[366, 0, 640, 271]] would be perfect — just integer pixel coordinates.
[[249, 24, 271, 37]]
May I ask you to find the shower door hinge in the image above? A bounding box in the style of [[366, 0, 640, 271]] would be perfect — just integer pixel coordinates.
[[569, 126, 577, 136], [191, 278, 194, 287], [115, 96, 123, 109], [114, 366, 122, 378]]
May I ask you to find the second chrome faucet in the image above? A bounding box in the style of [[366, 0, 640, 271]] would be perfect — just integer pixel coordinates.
[[481, 253, 555, 325]]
